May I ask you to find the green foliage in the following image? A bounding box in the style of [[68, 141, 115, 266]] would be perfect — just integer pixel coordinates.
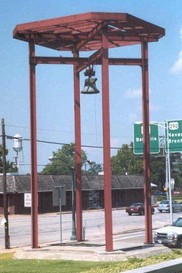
[[150, 155, 165, 189], [83, 250, 182, 273], [0, 144, 18, 173], [87, 162, 103, 174], [42, 143, 87, 175], [42, 141, 181, 190], [111, 143, 143, 175], [111, 143, 168, 189], [0, 144, 8, 157], [171, 153, 182, 189]]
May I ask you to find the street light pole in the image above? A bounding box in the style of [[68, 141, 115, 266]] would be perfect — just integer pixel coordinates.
[[166, 121, 173, 224]]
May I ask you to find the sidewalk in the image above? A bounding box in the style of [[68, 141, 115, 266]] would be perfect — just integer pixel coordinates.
[[10, 235, 171, 262]]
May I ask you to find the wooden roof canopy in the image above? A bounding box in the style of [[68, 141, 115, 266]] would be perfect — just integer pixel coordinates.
[[13, 12, 165, 51]]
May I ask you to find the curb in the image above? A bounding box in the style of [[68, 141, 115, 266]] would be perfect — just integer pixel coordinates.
[[121, 258, 182, 273]]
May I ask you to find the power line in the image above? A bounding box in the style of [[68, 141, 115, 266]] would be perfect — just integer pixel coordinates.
[[6, 135, 122, 150], [5, 134, 182, 152]]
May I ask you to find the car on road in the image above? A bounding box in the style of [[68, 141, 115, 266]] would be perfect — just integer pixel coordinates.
[[154, 216, 182, 248], [126, 202, 155, 216], [157, 200, 182, 213]]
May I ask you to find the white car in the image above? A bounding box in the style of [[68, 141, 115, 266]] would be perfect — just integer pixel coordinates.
[[157, 200, 182, 213], [154, 216, 182, 248]]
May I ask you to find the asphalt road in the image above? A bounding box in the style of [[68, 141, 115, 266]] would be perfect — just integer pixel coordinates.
[[0, 208, 181, 248]]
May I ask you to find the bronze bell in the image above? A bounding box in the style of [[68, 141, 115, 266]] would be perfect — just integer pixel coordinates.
[[81, 66, 100, 94], [81, 77, 99, 94]]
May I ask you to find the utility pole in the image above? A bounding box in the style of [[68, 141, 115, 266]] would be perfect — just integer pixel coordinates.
[[1, 118, 10, 249]]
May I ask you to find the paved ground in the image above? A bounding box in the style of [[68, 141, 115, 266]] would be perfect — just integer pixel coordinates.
[[16, 243, 171, 262], [1, 234, 171, 262]]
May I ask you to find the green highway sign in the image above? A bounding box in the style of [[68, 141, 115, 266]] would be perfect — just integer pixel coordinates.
[[133, 123, 160, 155], [166, 120, 182, 152]]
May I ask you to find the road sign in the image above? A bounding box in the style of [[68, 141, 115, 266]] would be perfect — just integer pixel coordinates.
[[53, 186, 66, 206], [133, 123, 159, 154], [166, 120, 182, 152], [24, 193, 31, 207]]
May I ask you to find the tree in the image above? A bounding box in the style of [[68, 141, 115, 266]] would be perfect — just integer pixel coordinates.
[[150, 154, 165, 189], [111, 143, 143, 175], [150, 152, 182, 190], [0, 144, 17, 173], [87, 162, 103, 174], [111, 143, 167, 189], [42, 143, 87, 175], [170, 153, 182, 189]]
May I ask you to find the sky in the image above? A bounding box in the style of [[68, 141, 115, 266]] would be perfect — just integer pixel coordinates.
[[1, 0, 182, 173]]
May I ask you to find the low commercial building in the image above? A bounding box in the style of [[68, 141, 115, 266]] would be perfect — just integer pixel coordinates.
[[0, 174, 153, 214]]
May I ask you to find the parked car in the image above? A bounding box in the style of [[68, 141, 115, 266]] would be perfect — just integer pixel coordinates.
[[154, 216, 182, 248], [126, 202, 155, 216], [157, 200, 182, 213]]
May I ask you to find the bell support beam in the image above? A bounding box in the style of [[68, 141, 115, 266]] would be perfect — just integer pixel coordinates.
[[32, 56, 142, 67], [73, 50, 82, 241], [101, 30, 113, 252], [29, 40, 39, 249], [141, 41, 152, 244], [109, 58, 142, 66], [76, 49, 142, 72]]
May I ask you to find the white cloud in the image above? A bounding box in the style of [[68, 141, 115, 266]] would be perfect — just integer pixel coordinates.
[[124, 88, 141, 99], [170, 50, 182, 75]]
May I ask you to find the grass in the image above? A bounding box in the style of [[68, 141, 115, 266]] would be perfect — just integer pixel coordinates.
[[0, 256, 104, 273], [0, 250, 182, 273]]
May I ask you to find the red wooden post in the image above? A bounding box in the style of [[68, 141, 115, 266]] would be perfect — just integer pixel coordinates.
[[73, 51, 82, 241], [141, 41, 153, 244], [101, 30, 113, 252], [29, 40, 38, 248]]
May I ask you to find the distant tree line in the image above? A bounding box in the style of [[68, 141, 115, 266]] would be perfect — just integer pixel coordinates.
[[2, 140, 180, 190], [41, 142, 182, 190]]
